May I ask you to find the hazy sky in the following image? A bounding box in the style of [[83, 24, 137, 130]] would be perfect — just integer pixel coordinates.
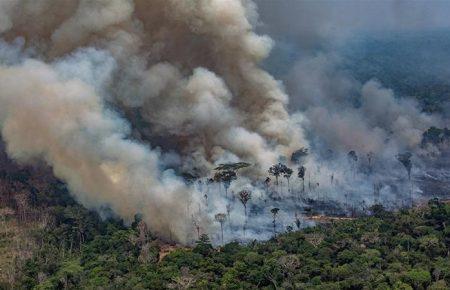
[[256, 0, 450, 51]]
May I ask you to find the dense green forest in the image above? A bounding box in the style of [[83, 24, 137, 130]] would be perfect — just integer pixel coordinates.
[[1, 165, 449, 290]]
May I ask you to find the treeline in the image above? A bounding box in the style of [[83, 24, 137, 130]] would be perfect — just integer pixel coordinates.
[[1, 141, 449, 289], [3, 190, 450, 289]]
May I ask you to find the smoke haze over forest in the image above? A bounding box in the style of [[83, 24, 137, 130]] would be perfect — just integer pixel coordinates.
[[0, 0, 448, 245]]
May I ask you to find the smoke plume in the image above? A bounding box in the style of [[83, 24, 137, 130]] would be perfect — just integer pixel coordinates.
[[0, 0, 448, 244], [0, 0, 305, 243]]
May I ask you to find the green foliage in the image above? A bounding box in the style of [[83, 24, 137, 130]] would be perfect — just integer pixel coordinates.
[[214, 162, 251, 171], [11, 198, 450, 289], [193, 234, 213, 257]]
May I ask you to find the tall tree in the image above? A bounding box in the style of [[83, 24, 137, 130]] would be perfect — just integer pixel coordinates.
[[294, 212, 301, 230], [238, 190, 252, 217], [214, 170, 237, 197], [297, 166, 306, 196], [373, 182, 383, 204], [264, 177, 271, 195], [348, 150, 358, 177], [397, 152, 412, 180], [268, 163, 283, 186], [226, 203, 232, 221], [192, 220, 200, 240], [397, 152, 413, 206], [271, 207, 280, 236], [238, 190, 252, 237], [269, 163, 289, 194], [283, 167, 293, 193], [214, 213, 226, 245]]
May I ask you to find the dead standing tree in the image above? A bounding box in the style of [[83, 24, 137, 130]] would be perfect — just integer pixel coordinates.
[[182, 172, 199, 216], [367, 152, 374, 173], [348, 150, 358, 178], [226, 204, 232, 220], [192, 220, 201, 240], [373, 182, 383, 205], [294, 212, 301, 230], [214, 213, 227, 245]]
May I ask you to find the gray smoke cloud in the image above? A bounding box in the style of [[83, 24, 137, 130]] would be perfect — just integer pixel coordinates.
[[256, 0, 449, 209], [288, 56, 443, 155], [0, 0, 448, 245], [256, 0, 450, 154], [0, 0, 307, 243], [256, 0, 450, 51]]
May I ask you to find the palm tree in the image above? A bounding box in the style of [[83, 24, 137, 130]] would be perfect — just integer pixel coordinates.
[[269, 163, 289, 195], [268, 163, 283, 186], [264, 177, 271, 195], [238, 190, 252, 237], [297, 166, 306, 196], [214, 213, 227, 245], [214, 170, 237, 197], [283, 167, 293, 194], [271, 207, 280, 236], [238, 190, 252, 217]]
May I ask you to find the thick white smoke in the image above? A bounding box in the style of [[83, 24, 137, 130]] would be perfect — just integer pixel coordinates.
[[0, 0, 306, 243], [0, 0, 447, 245], [0, 51, 206, 243]]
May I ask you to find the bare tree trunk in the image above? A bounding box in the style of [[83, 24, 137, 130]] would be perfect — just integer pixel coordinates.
[[220, 223, 224, 245], [273, 218, 276, 237], [409, 177, 413, 208]]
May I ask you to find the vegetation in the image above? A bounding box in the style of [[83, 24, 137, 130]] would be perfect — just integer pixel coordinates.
[[0, 136, 449, 289], [2, 172, 449, 290]]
